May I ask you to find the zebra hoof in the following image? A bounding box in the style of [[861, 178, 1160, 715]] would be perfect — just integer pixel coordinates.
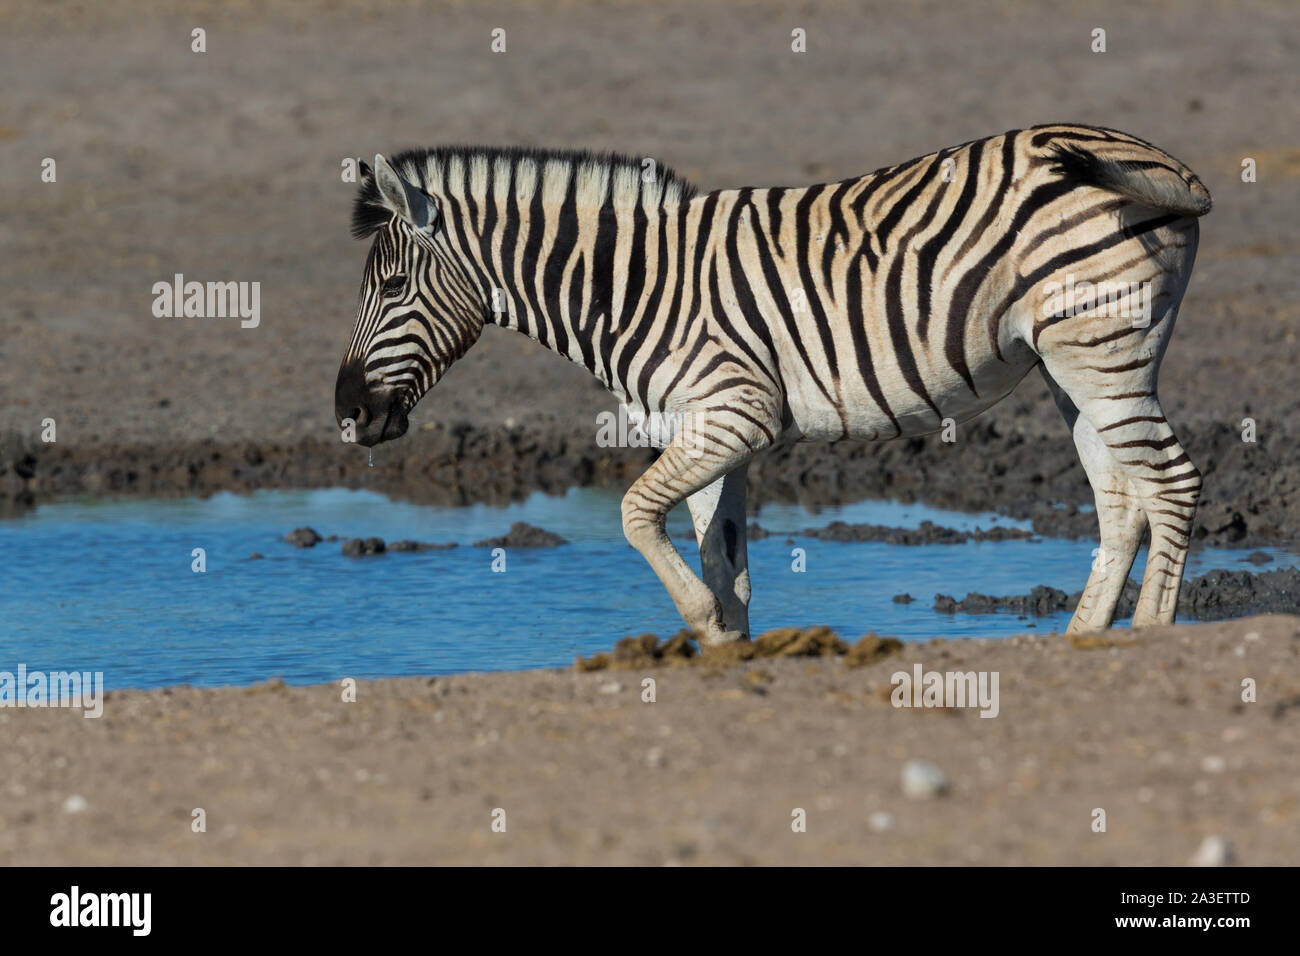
[[700, 628, 747, 647]]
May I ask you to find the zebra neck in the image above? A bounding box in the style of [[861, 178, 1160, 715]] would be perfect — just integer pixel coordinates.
[[467, 200, 675, 406]]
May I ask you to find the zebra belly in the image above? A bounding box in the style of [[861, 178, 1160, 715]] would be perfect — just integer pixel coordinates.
[[784, 340, 1039, 443]]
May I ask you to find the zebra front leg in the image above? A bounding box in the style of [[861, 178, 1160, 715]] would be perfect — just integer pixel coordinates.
[[686, 466, 752, 641], [622, 422, 771, 647]]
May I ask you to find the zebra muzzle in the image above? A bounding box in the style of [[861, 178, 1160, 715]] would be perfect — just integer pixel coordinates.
[[335, 362, 409, 446]]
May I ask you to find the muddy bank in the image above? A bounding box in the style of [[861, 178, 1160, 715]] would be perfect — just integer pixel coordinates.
[[4, 613, 1297, 865], [748, 417, 1289, 548], [935, 567, 1300, 621], [0, 427, 654, 515], [3, 413, 1291, 551], [749, 517, 1033, 544]]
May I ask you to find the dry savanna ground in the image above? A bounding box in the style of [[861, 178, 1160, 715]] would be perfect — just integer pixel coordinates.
[[2, 616, 1296, 866]]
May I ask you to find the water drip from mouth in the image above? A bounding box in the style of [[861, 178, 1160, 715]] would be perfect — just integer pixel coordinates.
[[368, 448, 373, 468]]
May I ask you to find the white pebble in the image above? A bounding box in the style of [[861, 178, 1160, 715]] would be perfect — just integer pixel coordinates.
[[868, 811, 895, 832], [598, 681, 623, 695], [62, 795, 88, 814], [901, 760, 950, 799], [1201, 755, 1227, 774], [1190, 835, 1235, 866]]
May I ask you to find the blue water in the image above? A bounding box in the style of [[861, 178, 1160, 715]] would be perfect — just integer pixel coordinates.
[[0, 488, 1292, 690]]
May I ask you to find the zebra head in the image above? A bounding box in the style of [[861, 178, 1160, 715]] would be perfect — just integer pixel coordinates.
[[335, 154, 487, 446]]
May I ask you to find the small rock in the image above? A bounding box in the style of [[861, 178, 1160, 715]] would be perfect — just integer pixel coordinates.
[[389, 540, 457, 552], [1190, 835, 1235, 866], [1201, 755, 1227, 774], [248, 552, 264, 560], [472, 522, 568, 548], [901, 760, 950, 799], [892, 593, 914, 604], [285, 527, 322, 548], [868, 811, 895, 832], [342, 537, 386, 557], [1242, 551, 1273, 565], [597, 681, 622, 695], [62, 795, 88, 814]]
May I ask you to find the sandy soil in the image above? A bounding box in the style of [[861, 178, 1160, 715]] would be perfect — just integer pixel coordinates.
[[0, 0, 1298, 547], [2, 615, 1296, 866]]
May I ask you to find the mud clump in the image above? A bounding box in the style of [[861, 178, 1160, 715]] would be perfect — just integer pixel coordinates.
[[1177, 567, 1300, 620], [575, 631, 697, 672], [935, 586, 1071, 616], [473, 522, 568, 548], [845, 633, 905, 668], [933, 567, 1300, 621], [708, 626, 850, 665], [285, 527, 322, 548], [575, 627, 903, 672], [389, 540, 458, 552], [342, 537, 386, 557], [298, 532, 455, 554]]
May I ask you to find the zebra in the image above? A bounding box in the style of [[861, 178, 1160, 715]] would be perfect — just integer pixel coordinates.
[[335, 124, 1211, 646]]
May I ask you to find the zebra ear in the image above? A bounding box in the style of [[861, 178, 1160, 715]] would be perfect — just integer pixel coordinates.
[[372, 154, 439, 232]]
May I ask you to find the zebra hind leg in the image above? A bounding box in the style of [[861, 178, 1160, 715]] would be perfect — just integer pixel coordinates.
[[1040, 366, 1145, 632], [1039, 359, 1201, 630], [686, 465, 752, 641], [1117, 414, 1201, 627]]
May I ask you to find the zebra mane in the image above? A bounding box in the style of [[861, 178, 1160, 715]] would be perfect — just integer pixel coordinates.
[[351, 146, 698, 240]]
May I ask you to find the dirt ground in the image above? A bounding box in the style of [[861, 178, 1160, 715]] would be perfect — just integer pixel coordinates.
[[1, 0, 1298, 544], [1, 0, 1299, 866], [2, 615, 1295, 866]]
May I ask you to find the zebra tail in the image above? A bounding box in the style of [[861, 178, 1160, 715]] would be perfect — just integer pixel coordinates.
[[1047, 141, 1212, 217]]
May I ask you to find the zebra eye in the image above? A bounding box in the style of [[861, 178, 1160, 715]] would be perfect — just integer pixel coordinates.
[[381, 274, 407, 297]]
